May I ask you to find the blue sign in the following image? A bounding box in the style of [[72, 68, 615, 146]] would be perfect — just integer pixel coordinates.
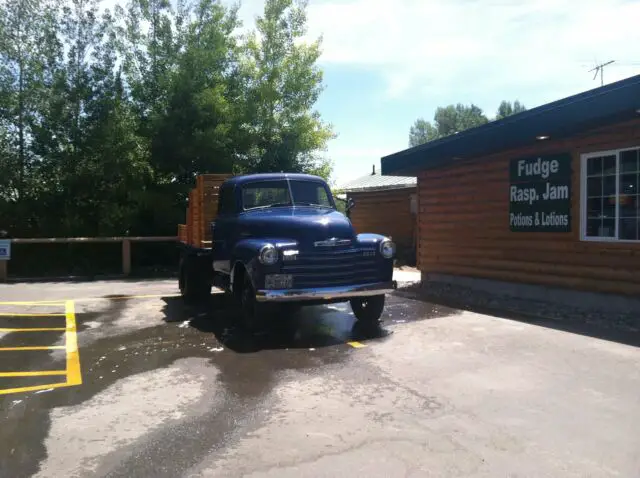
[[0, 239, 11, 260]]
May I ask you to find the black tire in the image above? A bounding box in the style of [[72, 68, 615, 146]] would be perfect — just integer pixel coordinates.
[[179, 256, 212, 305], [239, 274, 263, 333], [350, 295, 385, 325]]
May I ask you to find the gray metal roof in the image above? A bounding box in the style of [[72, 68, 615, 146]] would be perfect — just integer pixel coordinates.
[[339, 174, 417, 193]]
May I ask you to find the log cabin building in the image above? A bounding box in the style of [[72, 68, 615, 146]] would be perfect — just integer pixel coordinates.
[[381, 74, 640, 298], [341, 166, 417, 261]]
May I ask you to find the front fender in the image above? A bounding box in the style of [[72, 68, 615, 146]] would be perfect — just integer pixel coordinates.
[[356, 233, 389, 246], [231, 238, 299, 291]]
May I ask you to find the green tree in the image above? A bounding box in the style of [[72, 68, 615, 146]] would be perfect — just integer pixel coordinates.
[[408, 103, 488, 147], [408, 118, 439, 147], [72, 10, 151, 236], [0, 0, 53, 200], [151, 0, 242, 184], [115, 0, 177, 126], [495, 100, 527, 120], [240, 0, 335, 179], [0, 0, 339, 243]]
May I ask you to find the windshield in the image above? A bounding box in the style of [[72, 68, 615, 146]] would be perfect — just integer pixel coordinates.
[[242, 179, 334, 210]]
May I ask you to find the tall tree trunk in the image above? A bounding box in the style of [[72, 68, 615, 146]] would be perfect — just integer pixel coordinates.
[[18, 60, 25, 200]]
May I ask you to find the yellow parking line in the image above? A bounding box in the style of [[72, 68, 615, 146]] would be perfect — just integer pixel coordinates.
[[347, 341, 367, 348], [0, 327, 66, 332], [0, 346, 66, 351], [0, 312, 66, 317], [65, 300, 82, 386], [0, 382, 71, 396], [0, 370, 66, 377], [0, 301, 81, 396]]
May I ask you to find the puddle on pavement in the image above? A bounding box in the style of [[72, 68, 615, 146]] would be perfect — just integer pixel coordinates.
[[0, 291, 457, 476], [0, 294, 356, 476], [382, 298, 458, 325]]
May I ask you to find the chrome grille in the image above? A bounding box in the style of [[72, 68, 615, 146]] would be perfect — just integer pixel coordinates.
[[281, 247, 385, 288]]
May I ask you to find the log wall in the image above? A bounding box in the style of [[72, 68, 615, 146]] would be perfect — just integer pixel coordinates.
[[347, 187, 416, 250], [418, 118, 640, 296]]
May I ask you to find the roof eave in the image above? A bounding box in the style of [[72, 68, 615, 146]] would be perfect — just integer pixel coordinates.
[[381, 74, 640, 175], [342, 183, 417, 193]]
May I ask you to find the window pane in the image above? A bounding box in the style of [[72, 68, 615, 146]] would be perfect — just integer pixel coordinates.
[[601, 219, 615, 237], [587, 156, 603, 176], [290, 180, 332, 207], [602, 199, 615, 219], [587, 197, 603, 217], [619, 218, 639, 241], [587, 177, 602, 197], [603, 155, 616, 175], [620, 173, 638, 195], [603, 175, 616, 196], [620, 195, 638, 217], [242, 181, 291, 209], [586, 218, 602, 237], [621, 149, 639, 173]]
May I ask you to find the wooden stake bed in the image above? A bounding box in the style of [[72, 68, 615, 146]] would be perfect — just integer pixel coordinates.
[[178, 174, 232, 249]]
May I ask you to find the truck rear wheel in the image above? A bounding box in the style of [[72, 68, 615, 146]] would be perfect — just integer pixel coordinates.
[[179, 256, 212, 305], [350, 295, 385, 326]]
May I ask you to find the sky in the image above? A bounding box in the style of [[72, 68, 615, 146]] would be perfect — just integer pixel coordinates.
[[230, 0, 640, 187], [102, 0, 640, 186]]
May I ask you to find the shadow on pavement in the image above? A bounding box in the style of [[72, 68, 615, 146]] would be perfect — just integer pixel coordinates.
[[396, 287, 640, 349], [159, 293, 392, 354]]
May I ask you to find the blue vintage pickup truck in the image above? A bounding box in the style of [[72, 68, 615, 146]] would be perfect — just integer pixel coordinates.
[[178, 173, 397, 331]]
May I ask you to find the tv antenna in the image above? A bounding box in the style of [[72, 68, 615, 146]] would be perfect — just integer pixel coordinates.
[[589, 60, 615, 86]]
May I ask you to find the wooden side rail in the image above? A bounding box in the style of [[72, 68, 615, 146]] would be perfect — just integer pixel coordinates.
[[0, 236, 178, 281]]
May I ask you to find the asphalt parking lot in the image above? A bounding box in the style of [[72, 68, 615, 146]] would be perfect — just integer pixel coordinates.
[[1, 278, 639, 478]]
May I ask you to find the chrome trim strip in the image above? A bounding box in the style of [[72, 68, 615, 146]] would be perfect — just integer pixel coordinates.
[[313, 237, 352, 247], [255, 281, 397, 302]]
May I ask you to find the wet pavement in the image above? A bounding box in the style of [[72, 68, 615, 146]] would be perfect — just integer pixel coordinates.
[[0, 279, 639, 477]]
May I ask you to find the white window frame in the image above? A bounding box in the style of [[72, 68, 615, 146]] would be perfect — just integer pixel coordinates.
[[580, 145, 640, 243]]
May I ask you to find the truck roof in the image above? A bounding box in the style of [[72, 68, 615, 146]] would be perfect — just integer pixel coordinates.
[[224, 173, 327, 186]]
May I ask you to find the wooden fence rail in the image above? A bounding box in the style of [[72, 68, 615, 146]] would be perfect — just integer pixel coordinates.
[[0, 236, 178, 282]]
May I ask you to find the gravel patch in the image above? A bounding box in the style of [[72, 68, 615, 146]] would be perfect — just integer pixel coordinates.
[[395, 280, 640, 333]]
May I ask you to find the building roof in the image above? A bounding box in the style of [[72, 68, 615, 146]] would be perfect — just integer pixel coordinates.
[[340, 173, 417, 193], [381, 73, 640, 176]]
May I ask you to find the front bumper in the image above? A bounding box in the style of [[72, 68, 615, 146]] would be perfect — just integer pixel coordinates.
[[255, 281, 397, 303]]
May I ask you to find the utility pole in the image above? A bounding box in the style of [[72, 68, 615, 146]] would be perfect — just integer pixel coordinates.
[[589, 60, 615, 86]]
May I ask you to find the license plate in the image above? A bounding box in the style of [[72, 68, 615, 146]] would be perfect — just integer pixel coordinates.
[[265, 274, 293, 289]]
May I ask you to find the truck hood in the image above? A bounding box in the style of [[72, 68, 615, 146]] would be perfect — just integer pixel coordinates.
[[237, 207, 355, 245]]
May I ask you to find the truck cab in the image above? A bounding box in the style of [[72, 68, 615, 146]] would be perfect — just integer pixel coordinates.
[[179, 173, 396, 331]]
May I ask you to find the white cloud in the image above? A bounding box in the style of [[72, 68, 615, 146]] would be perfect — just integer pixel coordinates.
[[295, 0, 640, 100]]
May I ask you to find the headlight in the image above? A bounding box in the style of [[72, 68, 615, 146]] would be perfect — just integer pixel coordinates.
[[259, 244, 279, 265], [380, 239, 396, 259]]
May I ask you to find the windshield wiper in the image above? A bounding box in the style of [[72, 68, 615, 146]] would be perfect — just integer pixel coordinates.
[[245, 202, 292, 210], [295, 202, 329, 207]]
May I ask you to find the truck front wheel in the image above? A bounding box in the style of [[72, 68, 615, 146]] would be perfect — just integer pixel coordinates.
[[350, 295, 385, 326], [240, 274, 264, 333]]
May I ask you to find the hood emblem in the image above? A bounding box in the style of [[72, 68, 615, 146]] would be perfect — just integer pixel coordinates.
[[314, 237, 352, 247]]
